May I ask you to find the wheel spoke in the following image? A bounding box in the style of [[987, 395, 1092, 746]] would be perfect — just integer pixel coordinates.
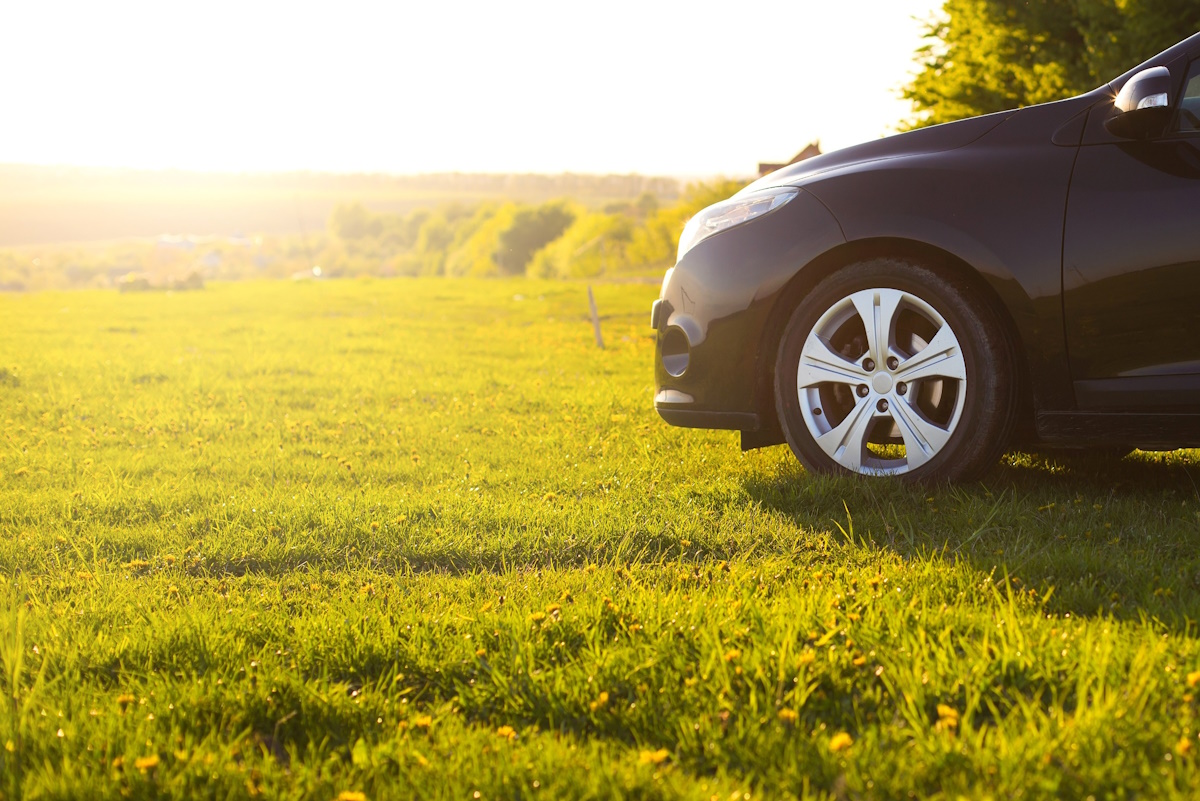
[[798, 336, 868, 388], [850, 289, 903, 366], [815, 398, 875, 472], [894, 325, 966, 382], [889, 394, 952, 470]]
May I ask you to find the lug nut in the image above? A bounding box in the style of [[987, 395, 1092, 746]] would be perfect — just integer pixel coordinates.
[[887, 356, 899, 370], [857, 385, 869, 397], [877, 399, 889, 412], [897, 382, 908, 396], [862, 358, 876, 372]]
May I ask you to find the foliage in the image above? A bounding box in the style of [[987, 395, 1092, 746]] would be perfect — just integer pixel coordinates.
[[905, 0, 1200, 127], [0, 180, 748, 291], [527, 212, 633, 278], [4, 280, 1200, 797]]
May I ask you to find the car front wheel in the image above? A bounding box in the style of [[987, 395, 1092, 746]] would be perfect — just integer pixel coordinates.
[[774, 257, 1017, 482]]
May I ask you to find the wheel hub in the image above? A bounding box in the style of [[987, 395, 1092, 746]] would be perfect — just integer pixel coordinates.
[[794, 287, 968, 476]]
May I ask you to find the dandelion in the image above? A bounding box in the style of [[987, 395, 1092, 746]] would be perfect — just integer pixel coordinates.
[[413, 715, 433, 729], [496, 725, 517, 741], [829, 732, 853, 752], [777, 709, 799, 725], [797, 650, 816, 666], [134, 754, 160, 772], [370, 522, 379, 531], [852, 655, 867, 666], [475, 648, 487, 657], [638, 748, 670, 765], [936, 704, 960, 734], [589, 691, 610, 712], [336, 792, 368, 801], [528, 611, 546, 623], [723, 649, 742, 663], [117, 693, 136, 710], [1187, 670, 1200, 688], [1178, 736, 1194, 756]]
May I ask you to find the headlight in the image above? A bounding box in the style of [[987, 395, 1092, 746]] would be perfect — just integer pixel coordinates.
[[676, 187, 799, 263]]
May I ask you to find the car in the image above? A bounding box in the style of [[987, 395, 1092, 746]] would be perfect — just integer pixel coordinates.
[[651, 32, 1200, 482]]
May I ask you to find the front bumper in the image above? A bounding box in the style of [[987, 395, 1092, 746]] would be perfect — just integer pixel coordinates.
[[650, 188, 846, 438]]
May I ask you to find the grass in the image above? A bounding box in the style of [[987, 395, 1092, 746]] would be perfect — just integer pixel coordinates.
[[2, 277, 1200, 799]]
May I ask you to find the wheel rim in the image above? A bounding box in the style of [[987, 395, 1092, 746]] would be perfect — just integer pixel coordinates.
[[795, 287, 967, 476]]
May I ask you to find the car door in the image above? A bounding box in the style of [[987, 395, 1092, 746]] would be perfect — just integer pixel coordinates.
[[1062, 56, 1200, 410]]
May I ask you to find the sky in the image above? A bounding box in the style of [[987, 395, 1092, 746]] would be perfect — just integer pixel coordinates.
[[1, 0, 944, 177]]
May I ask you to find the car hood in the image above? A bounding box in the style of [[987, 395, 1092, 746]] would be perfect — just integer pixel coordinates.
[[738, 108, 1020, 195]]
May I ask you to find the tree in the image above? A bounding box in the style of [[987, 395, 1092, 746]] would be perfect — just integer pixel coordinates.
[[330, 203, 382, 240], [527, 212, 633, 278], [904, 0, 1200, 128]]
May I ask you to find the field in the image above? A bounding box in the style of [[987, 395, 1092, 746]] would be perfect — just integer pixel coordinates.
[[4, 278, 1200, 799]]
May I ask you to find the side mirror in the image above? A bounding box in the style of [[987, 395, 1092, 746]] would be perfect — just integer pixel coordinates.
[[1105, 66, 1173, 139]]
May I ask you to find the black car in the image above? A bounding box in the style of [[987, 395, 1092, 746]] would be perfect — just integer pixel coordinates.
[[652, 32, 1200, 482]]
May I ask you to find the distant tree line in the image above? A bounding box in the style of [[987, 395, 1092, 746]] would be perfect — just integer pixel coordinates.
[[905, 0, 1200, 127], [0, 180, 744, 291], [325, 180, 745, 279]]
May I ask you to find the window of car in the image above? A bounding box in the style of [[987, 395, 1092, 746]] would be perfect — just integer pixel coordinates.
[[1174, 59, 1200, 133]]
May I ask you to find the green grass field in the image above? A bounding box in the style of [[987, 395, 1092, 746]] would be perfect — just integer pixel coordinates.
[[4, 278, 1200, 799]]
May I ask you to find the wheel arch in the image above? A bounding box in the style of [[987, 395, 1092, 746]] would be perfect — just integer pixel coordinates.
[[753, 236, 1035, 444]]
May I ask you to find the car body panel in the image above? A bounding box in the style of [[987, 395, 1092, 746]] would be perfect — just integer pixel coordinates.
[[654, 189, 844, 427], [654, 32, 1200, 452]]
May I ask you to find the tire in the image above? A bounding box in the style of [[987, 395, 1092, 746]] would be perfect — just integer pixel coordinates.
[[773, 257, 1018, 483]]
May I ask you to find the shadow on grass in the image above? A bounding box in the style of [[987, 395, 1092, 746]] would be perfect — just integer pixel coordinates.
[[742, 449, 1200, 630]]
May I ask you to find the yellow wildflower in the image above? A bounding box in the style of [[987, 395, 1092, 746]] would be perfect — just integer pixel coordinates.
[[1178, 736, 1194, 756], [134, 754, 160, 771], [336, 793, 368, 801], [638, 748, 670, 765], [1187, 670, 1200, 688], [496, 725, 517, 741], [777, 709, 799, 724], [413, 715, 433, 729], [589, 691, 610, 712], [723, 649, 742, 663], [829, 732, 853, 752]]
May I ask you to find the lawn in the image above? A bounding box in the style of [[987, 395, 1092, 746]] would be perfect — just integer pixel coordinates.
[[3, 278, 1200, 799]]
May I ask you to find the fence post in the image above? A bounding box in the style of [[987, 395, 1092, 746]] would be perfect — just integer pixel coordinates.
[[587, 285, 604, 349]]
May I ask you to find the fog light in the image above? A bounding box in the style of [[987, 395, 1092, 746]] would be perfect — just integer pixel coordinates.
[[661, 326, 690, 377]]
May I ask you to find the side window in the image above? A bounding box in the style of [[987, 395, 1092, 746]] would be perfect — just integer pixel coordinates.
[[1174, 59, 1200, 133]]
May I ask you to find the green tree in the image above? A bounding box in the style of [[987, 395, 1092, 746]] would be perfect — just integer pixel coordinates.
[[905, 0, 1200, 128], [495, 201, 576, 275], [444, 201, 577, 277], [330, 203, 382, 240], [527, 212, 633, 278]]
